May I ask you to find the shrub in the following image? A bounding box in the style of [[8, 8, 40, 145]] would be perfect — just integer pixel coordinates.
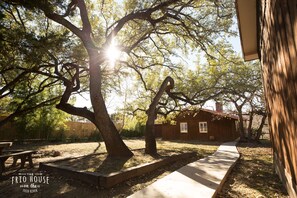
[[67, 134, 80, 142], [121, 123, 145, 137], [120, 117, 145, 138], [87, 130, 102, 142], [50, 129, 66, 142]]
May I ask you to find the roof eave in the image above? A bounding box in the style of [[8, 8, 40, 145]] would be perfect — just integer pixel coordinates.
[[235, 0, 259, 61]]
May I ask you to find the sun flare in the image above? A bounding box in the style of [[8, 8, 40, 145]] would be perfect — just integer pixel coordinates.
[[105, 40, 121, 66]]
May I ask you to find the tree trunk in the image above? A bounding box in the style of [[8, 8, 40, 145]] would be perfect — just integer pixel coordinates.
[[234, 106, 246, 141], [89, 50, 133, 157], [233, 102, 246, 141], [247, 111, 254, 142], [144, 117, 157, 155], [145, 76, 174, 155], [238, 116, 245, 140], [93, 116, 133, 157], [255, 114, 267, 141]]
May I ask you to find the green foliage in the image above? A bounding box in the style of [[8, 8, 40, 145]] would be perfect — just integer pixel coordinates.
[[48, 129, 102, 143], [0, 2, 90, 131], [67, 134, 80, 142], [87, 130, 102, 141], [0, 3, 73, 123], [14, 105, 69, 140], [120, 128, 144, 138], [120, 117, 145, 137], [50, 129, 67, 142]]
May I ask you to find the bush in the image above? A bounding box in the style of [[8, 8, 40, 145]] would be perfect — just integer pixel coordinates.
[[50, 130, 66, 142], [13, 105, 69, 140], [121, 123, 145, 138], [87, 130, 102, 142], [120, 129, 143, 137], [67, 134, 80, 142], [120, 117, 145, 138]]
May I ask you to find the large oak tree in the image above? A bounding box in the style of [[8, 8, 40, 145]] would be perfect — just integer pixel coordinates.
[[2, 0, 234, 156]]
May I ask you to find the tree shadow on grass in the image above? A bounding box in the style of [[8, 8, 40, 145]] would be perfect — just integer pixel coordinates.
[[93, 150, 169, 175], [242, 158, 288, 196], [237, 139, 272, 149], [94, 155, 132, 175], [218, 146, 288, 197], [92, 142, 101, 154]]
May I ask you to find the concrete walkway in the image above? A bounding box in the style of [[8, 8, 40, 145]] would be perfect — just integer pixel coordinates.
[[129, 139, 240, 198]]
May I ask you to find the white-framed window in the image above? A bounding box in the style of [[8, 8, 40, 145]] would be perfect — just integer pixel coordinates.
[[199, 122, 208, 133], [180, 122, 188, 133]]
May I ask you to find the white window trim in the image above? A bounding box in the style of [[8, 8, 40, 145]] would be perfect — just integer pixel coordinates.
[[180, 122, 188, 133], [199, 122, 208, 133]]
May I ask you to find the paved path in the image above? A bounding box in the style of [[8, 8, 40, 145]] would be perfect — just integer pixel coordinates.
[[129, 139, 240, 198]]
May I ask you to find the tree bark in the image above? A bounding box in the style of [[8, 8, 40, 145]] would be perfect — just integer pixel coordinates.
[[88, 50, 133, 157], [236, 109, 246, 141], [145, 76, 174, 155], [247, 111, 254, 141], [54, 49, 133, 157], [231, 100, 247, 141], [255, 114, 267, 141]]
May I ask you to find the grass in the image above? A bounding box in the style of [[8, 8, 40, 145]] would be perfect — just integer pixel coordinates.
[[217, 140, 288, 198]]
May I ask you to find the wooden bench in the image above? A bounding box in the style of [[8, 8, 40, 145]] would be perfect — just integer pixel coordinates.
[[0, 150, 36, 175]]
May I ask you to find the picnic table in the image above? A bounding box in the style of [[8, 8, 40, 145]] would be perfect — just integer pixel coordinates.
[[0, 142, 12, 154], [0, 142, 36, 175]]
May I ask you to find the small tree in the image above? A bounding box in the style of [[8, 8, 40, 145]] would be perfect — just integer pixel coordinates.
[[197, 43, 265, 141], [246, 89, 267, 141]]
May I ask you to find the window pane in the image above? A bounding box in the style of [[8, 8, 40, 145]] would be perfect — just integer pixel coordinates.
[[180, 122, 188, 133], [199, 122, 207, 133]]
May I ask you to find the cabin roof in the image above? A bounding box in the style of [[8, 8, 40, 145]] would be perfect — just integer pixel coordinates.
[[177, 108, 240, 120]]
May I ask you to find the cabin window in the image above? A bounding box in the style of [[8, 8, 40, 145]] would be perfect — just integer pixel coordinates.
[[180, 122, 188, 133], [199, 122, 208, 133]]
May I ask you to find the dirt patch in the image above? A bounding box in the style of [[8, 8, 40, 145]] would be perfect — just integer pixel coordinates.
[[53, 149, 181, 174], [5, 139, 219, 164], [217, 140, 289, 198]]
